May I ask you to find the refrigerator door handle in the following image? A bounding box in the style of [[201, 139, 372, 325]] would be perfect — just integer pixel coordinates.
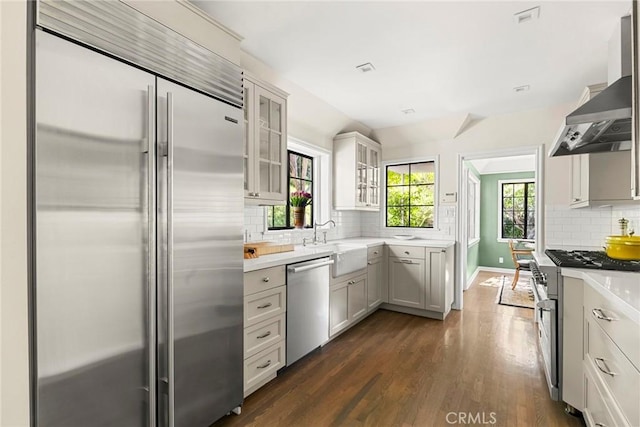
[[145, 84, 157, 427], [166, 91, 175, 427]]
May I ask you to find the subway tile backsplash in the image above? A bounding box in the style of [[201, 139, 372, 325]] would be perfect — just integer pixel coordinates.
[[545, 204, 640, 249]]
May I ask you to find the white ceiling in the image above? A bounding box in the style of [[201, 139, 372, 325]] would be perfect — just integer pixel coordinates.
[[193, 1, 631, 130], [468, 154, 535, 174]]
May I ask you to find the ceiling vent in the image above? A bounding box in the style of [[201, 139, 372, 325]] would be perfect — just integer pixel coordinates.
[[356, 62, 376, 73], [401, 108, 415, 115], [514, 6, 540, 24], [513, 85, 530, 93]]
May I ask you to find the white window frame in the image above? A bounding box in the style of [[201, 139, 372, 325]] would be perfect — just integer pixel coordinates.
[[264, 137, 331, 232], [497, 178, 535, 243], [467, 171, 480, 247], [381, 156, 440, 231]]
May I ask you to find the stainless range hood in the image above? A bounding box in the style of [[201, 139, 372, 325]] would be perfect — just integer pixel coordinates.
[[550, 15, 632, 157]]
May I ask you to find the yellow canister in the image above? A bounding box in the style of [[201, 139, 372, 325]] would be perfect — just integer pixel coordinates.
[[605, 236, 640, 261]]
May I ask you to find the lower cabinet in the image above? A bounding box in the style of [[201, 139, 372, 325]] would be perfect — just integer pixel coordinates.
[[387, 245, 454, 318], [366, 255, 383, 310], [388, 256, 425, 309], [329, 273, 367, 337], [243, 265, 287, 397]]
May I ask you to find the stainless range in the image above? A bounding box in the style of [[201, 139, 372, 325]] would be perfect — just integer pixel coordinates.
[[531, 249, 640, 404]]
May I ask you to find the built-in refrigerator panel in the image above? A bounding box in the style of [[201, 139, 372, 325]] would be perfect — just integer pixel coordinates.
[[35, 30, 155, 426], [156, 79, 243, 426]]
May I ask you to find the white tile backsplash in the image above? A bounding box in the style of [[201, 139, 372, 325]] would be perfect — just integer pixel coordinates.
[[545, 204, 640, 249]]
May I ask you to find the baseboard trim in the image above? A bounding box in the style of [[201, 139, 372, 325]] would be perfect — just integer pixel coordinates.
[[465, 267, 480, 290], [478, 266, 532, 276]]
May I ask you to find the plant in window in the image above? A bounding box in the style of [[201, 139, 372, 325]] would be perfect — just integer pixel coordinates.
[[290, 191, 312, 207]]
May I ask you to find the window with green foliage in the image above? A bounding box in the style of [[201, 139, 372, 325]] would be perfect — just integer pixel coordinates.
[[267, 151, 313, 229], [386, 161, 435, 228], [499, 180, 535, 240]]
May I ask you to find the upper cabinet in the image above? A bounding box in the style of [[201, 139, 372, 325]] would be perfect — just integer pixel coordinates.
[[333, 132, 382, 211], [633, 2, 640, 200], [569, 83, 638, 208], [244, 74, 288, 205]]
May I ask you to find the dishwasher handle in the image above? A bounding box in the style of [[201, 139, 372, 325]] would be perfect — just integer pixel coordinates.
[[288, 259, 334, 274]]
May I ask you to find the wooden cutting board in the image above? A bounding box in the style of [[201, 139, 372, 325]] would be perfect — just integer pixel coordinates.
[[244, 242, 294, 259]]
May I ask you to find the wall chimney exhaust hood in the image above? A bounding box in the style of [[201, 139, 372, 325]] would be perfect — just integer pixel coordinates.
[[550, 15, 632, 157]]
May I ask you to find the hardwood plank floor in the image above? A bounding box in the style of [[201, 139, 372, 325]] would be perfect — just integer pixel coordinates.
[[214, 272, 584, 427]]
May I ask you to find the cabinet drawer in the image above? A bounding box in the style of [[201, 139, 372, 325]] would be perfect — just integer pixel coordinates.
[[244, 265, 286, 296], [367, 245, 383, 260], [244, 285, 286, 327], [244, 313, 285, 359], [244, 340, 285, 394], [586, 318, 640, 426], [584, 363, 620, 427], [584, 284, 640, 371], [388, 245, 424, 259]]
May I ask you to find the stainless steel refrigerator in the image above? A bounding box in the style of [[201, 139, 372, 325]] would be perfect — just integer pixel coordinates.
[[34, 29, 243, 426]]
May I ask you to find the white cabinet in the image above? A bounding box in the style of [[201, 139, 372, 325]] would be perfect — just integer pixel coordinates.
[[329, 272, 367, 337], [333, 131, 381, 211], [387, 245, 454, 319], [562, 277, 584, 411], [388, 253, 425, 309], [244, 74, 288, 205], [568, 83, 638, 208], [366, 247, 383, 311], [243, 265, 287, 397]]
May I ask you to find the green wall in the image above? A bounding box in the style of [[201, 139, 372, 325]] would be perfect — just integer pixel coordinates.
[[465, 162, 480, 282], [478, 171, 535, 269]]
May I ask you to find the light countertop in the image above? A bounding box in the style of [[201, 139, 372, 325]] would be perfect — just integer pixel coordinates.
[[562, 268, 640, 321], [244, 238, 455, 272]]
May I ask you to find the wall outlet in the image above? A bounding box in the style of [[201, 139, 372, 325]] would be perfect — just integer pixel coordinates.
[[499, 257, 504, 264]]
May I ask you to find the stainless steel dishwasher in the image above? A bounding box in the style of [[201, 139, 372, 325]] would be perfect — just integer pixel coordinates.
[[286, 256, 334, 366]]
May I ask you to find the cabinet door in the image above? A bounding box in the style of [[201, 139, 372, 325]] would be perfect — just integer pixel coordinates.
[[243, 82, 256, 198], [356, 142, 368, 207], [425, 249, 445, 312], [348, 277, 367, 322], [367, 147, 380, 207], [388, 258, 425, 309], [570, 154, 589, 207], [254, 85, 286, 202], [329, 282, 349, 337], [367, 258, 382, 310]]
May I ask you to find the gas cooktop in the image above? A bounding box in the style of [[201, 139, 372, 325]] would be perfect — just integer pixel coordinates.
[[545, 249, 640, 272]]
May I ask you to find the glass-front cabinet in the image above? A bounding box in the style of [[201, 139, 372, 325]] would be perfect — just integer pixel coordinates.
[[244, 74, 288, 204], [333, 132, 382, 211]]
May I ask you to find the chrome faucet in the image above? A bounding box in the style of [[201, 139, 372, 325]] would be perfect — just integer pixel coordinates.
[[313, 220, 336, 244]]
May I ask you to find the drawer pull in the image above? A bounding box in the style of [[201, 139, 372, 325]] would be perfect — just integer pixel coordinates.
[[595, 423, 607, 427], [594, 358, 616, 377], [592, 308, 613, 322], [404, 251, 410, 255], [257, 302, 273, 309], [257, 360, 271, 369], [373, 251, 379, 255], [256, 331, 272, 339], [262, 277, 270, 282], [367, 262, 372, 265]]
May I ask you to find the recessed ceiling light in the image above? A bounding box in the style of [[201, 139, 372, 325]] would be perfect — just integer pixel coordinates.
[[401, 108, 416, 114], [514, 6, 540, 24], [513, 85, 531, 93], [356, 62, 376, 73]]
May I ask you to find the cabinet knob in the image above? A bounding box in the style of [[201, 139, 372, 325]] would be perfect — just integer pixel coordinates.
[[373, 251, 379, 255], [262, 277, 270, 282], [404, 251, 410, 255], [573, 198, 580, 202]]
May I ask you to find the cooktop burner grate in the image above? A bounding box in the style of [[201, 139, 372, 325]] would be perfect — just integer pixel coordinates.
[[545, 249, 640, 272]]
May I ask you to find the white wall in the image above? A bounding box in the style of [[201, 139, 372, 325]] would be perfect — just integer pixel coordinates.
[[372, 103, 574, 206], [0, 0, 30, 425]]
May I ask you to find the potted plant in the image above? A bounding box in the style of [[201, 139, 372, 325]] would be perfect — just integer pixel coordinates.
[[290, 191, 312, 229]]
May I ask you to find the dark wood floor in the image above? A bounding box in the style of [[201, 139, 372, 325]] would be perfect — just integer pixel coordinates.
[[214, 272, 584, 426]]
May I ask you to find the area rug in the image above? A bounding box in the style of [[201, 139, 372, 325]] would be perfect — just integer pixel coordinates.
[[495, 276, 534, 309]]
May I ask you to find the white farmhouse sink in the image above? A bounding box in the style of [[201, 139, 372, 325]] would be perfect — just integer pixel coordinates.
[[328, 243, 367, 277]]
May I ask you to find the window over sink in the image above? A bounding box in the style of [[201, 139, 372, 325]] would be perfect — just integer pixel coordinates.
[[385, 160, 436, 228]]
